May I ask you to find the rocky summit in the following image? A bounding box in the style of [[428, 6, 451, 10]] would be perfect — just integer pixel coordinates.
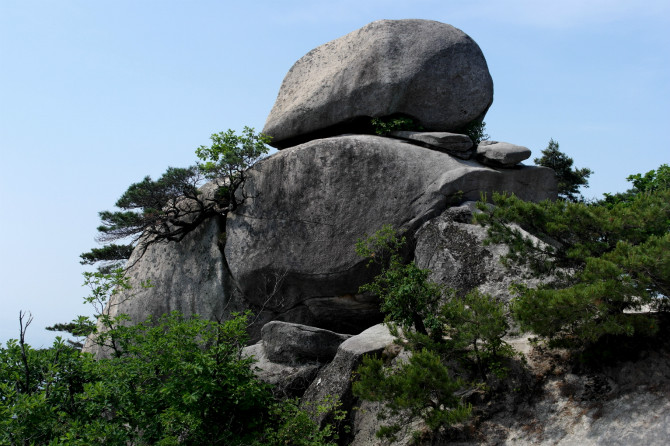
[[263, 19, 494, 149], [81, 19, 670, 446]]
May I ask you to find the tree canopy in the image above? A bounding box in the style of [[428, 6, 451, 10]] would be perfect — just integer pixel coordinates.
[[81, 127, 270, 270], [474, 163, 670, 348], [2, 271, 341, 446], [534, 138, 592, 202]]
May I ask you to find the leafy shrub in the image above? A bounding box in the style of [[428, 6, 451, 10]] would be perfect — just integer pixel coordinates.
[[353, 349, 471, 443], [461, 120, 489, 144], [370, 116, 423, 136], [1, 273, 338, 445]]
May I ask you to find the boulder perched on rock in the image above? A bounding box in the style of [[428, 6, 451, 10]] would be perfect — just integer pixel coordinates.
[[263, 19, 494, 148], [476, 140, 531, 167], [390, 130, 474, 159], [261, 321, 351, 364], [225, 134, 556, 334], [301, 324, 396, 427]]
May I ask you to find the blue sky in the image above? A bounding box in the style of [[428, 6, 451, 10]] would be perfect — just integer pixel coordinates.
[[1, 0, 669, 346]]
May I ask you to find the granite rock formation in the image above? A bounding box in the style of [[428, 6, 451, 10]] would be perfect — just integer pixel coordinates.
[[225, 135, 556, 334], [263, 19, 494, 149]]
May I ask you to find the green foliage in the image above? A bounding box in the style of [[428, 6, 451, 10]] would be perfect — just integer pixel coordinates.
[[79, 244, 134, 265], [474, 165, 670, 348], [439, 289, 512, 380], [353, 349, 471, 443], [1, 272, 337, 446], [370, 116, 423, 136], [461, 120, 490, 145], [603, 163, 670, 206], [195, 126, 271, 211], [534, 138, 593, 202], [356, 225, 440, 336], [354, 226, 513, 440], [256, 397, 344, 446], [97, 166, 205, 242], [626, 163, 670, 193], [84, 127, 270, 270]]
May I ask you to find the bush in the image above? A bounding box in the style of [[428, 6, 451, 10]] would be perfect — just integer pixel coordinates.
[[370, 116, 423, 136], [1, 272, 339, 445], [474, 165, 670, 349], [352, 226, 513, 441], [461, 120, 489, 145]]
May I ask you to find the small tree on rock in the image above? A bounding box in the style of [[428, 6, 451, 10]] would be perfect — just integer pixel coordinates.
[[534, 138, 592, 202], [81, 127, 270, 270]]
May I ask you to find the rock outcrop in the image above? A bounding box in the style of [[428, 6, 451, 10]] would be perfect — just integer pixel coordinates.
[[263, 19, 494, 148], [390, 130, 474, 159], [80, 17, 670, 446], [225, 135, 556, 334], [82, 215, 248, 355], [414, 202, 547, 300], [476, 140, 532, 167]]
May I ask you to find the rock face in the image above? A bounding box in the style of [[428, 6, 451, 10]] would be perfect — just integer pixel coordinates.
[[263, 19, 494, 148], [476, 140, 531, 167], [414, 202, 547, 300], [225, 135, 556, 334], [390, 131, 474, 159], [82, 216, 248, 356], [261, 321, 351, 364]]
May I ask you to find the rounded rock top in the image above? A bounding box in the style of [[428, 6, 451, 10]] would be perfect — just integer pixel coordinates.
[[263, 19, 494, 149]]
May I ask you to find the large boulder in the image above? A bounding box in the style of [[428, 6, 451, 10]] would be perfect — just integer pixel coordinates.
[[261, 321, 351, 364], [476, 140, 532, 167], [225, 134, 556, 334], [263, 19, 494, 148], [242, 321, 353, 397]]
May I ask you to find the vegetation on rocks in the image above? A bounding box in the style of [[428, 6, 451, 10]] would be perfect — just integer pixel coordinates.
[[1, 271, 340, 446], [353, 162, 669, 442], [461, 120, 489, 145], [353, 226, 513, 442], [370, 116, 424, 136], [474, 163, 669, 351], [80, 127, 270, 271]]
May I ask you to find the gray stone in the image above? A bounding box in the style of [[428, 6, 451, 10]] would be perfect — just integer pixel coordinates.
[[263, 19, 494, 148], [390, 131, 474, 159], [476, 140, 531, 167], [242, 342, 321, 398], [301, 324, 396, 426], [261, 321, 351, 365], [414, 204, 548, 301], [225, 135, 556, 334], [82, 215, 248, 357]]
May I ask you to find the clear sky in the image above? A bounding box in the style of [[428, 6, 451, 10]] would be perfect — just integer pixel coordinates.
[[1, 0, 669, 347]]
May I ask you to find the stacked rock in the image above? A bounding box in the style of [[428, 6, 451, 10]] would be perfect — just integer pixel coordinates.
[[223, 19, 556, 334], [86, 20, 557, 359]]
